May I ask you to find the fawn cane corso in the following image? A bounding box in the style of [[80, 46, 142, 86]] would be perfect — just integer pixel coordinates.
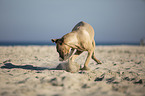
[[52, 21, 101, 70]]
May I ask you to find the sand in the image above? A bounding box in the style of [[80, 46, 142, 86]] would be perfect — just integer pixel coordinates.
[[0, 45, 145, 96]]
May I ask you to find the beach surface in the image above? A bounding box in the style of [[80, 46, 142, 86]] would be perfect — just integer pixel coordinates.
[[0, 45, 145, 96]]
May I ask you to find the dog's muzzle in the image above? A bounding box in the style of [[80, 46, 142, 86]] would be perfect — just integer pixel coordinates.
[[59, 57, 64, 61], [59, 49, 76, 61]]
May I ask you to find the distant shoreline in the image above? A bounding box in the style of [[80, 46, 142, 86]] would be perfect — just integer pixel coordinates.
[[0, 41, 139, 46]]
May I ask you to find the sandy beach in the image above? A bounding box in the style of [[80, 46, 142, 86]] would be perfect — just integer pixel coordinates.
[[0, 45, 145, 96]]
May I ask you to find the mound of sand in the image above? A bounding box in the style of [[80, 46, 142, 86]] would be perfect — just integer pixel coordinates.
[[56, 61, 80, 73]]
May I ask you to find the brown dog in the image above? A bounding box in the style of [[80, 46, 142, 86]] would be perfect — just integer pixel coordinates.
[[52, 21, 101, 70]]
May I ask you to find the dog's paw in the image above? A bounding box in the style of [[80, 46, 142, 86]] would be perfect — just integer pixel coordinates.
[[97, 61, 102, 64], [80, 66, 90, 71]]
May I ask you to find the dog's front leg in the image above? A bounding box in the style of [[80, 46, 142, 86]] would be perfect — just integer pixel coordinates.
[[81, 51, 93, 70], [68, 49, 75, 58], [69, 50, 83, 62]]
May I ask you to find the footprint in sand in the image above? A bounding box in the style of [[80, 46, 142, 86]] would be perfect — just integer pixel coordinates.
[[94, 73, 105, 81], [16, 78, 30, 84]]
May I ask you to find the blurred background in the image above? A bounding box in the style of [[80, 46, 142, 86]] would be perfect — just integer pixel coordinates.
[[0, 0, 145, 45]]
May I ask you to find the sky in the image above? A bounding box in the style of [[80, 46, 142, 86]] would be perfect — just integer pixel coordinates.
[[0, 0, 145, 43]]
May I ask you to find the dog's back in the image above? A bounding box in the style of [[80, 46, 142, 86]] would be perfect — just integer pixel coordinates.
[[72, 21, 94, 41]]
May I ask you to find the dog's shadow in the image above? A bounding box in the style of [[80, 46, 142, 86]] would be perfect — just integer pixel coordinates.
[[1, 63, 56, 70]]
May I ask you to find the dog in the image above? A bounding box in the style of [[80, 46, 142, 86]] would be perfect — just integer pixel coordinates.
[[52, 21, 101, 70]]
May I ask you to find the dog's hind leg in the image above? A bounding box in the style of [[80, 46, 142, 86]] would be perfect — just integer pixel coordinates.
[[91, 40, 102, 64], [92, 52, 102, 64]]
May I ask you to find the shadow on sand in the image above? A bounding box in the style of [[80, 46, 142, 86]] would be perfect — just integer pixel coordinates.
[[1, 63, 56, 70]]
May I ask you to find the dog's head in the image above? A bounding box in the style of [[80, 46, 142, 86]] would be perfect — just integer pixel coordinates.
[[51, 38, 71, 61]]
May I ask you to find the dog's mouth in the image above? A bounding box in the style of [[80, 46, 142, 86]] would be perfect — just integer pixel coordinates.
[[59, 54, 69, 61], [59, 49, 76, 61], [59, 56, 68, 61]]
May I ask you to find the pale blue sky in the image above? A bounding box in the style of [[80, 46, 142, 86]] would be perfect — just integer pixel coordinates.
[[0, 0, 145, 43]]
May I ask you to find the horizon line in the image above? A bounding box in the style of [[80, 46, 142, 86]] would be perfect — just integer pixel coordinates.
[[0, 41, 140, 46]]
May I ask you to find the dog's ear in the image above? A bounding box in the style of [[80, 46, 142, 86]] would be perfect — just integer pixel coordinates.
[[51, 39, 59, 43]]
